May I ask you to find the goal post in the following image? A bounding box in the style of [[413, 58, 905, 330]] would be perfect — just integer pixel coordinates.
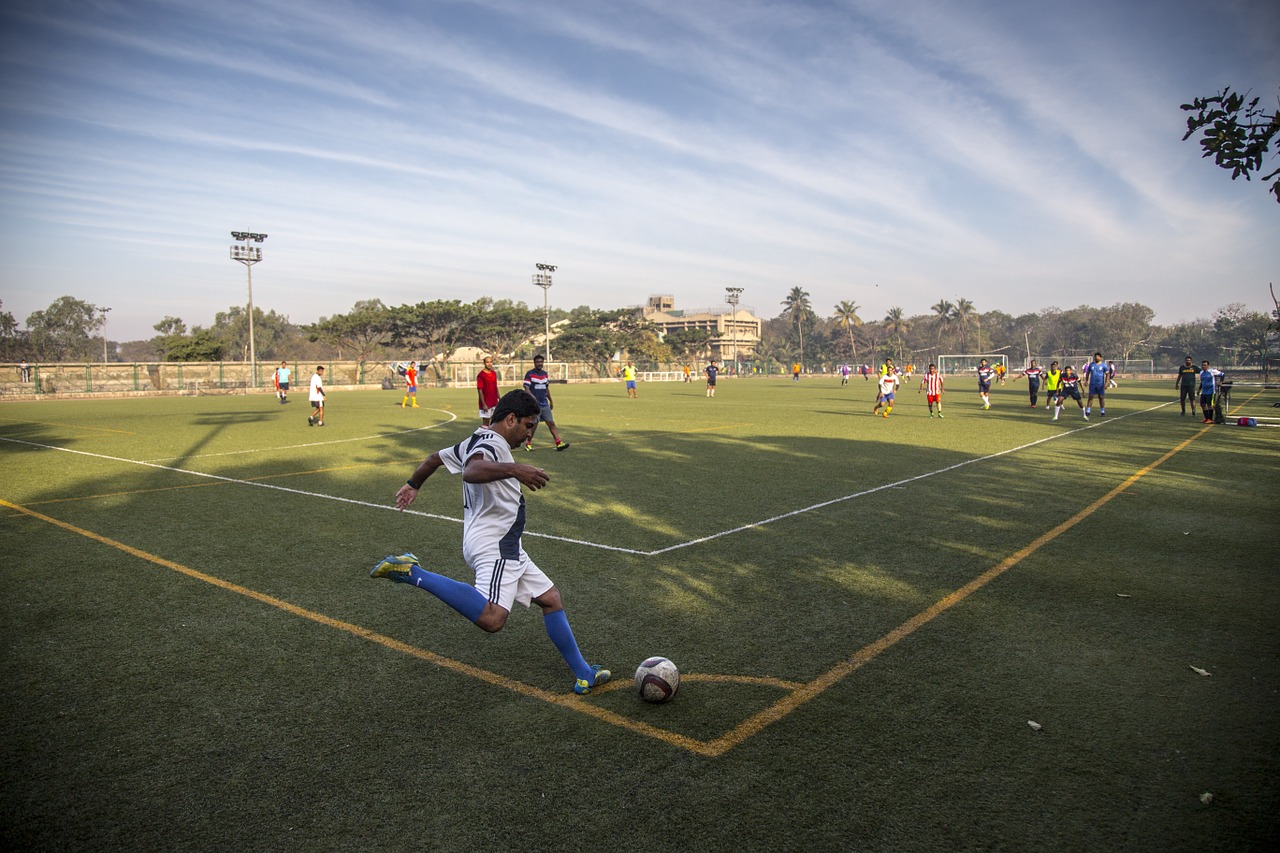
[[937, 354, 1007, 376], [451, 362, 568, 385]]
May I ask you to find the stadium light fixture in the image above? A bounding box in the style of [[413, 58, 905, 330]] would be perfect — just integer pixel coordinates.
[[230, 230, 268, 385], [533, 263, 556, 362], [725, 286, 743, 372]]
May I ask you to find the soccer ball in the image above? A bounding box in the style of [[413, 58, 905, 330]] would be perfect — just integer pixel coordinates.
[[635, 656, 679, 703]]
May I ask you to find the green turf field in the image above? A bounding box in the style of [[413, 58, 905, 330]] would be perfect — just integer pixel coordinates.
[[3, 377, 1278, 851]]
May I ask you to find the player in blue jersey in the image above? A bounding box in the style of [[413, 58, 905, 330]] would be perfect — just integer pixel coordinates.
[[976, 359, 996, 409], [521, 354, 569, 452], [371, 389, 608, 695], [1198, 360, 1222, 423], [1082, 352, 1109, 417]]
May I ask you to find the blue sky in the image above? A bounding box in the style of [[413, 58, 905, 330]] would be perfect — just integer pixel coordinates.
[[2, 0, 1277, 342]]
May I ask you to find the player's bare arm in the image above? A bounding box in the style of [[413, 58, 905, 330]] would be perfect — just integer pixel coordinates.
[[463, 456, 550, 490], [396, 451, 445, 510]]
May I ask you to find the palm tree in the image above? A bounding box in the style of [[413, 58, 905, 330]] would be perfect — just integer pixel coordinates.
[[781, 286, 812, 366], [931, 299, 954, 352], [951, 298, 976, 351], [833, 300, 862, 361], [884, 307, 910, 361]]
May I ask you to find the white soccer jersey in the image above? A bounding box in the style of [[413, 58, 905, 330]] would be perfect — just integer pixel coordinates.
[[438, 428, 526, 562], [878, 373, 899, 395]]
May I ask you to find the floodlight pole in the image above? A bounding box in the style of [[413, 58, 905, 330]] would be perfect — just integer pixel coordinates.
[[534, 263, 556, 362], [230, 231, 268, 385], [725, 287, 743, 373]]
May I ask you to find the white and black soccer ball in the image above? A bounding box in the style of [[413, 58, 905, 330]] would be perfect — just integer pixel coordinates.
[[635, 656, 679, 703]]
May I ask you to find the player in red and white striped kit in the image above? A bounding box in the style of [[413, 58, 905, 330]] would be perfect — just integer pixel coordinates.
[[919, 363, 945, 418]]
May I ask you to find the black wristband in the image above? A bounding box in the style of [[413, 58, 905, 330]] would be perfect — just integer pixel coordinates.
[[406, 479, 422, 490]]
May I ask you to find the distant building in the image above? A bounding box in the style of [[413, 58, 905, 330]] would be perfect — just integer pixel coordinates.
[[638, 295, 761, 364]]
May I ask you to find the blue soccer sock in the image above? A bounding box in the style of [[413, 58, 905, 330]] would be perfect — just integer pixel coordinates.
[[543, 609, 594, 682], [409, 566, 487, 623]]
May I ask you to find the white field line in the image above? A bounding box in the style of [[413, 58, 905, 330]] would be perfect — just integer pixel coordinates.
[[141, 409, 457, 461], [1, 403, 1170, 557]]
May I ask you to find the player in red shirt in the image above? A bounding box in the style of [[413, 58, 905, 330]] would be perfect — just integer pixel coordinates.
[[476, 356, 500, 425], [919, 363, 945, 418]]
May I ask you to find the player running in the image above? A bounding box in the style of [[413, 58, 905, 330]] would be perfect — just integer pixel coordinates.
[[1012, 360, 1042, 407], [1082, 352, 1109, 417], [1174, 356, 1200, 416], [1052, 365, 1086, 421], [976, 359, 996, 409], [372, 389, 609, 696], [873, 368, 899, 418], [1042, 361, 1062, 410], [919, 363, 945, 418], [522, 354, 569, 451]]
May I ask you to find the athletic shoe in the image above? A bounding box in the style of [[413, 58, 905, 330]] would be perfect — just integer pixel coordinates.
[[1052, 413, 1059, 421], [556, 442, 570, 451], [308, 416, 314, 426], [983, 404, 990, 410], [1082, 413, 1088, 420], [524, 444, 533, 452], [1100, 410, 1105, 417], [937, 413, 943, 418], [882, 411, 889, 418], [412, 404, 420, 408], [370, 552, 419, 582], [317, 422, 325, 427], [929, 412, 934, 418], [573, 665, 611, 695]]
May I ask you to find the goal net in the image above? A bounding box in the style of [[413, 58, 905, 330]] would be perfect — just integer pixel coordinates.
[[451, 362, 568, 385], [937, 354, 1007, 376]]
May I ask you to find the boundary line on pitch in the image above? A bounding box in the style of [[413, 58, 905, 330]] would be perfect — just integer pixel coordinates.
[[697, 423, 1215, 756], [0, 498, 717, 755], [0, 402, 1171, 556], [0, 422, 1215, 758]]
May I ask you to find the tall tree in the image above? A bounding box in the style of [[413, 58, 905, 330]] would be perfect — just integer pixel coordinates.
[[931, 299, 955, 352], [25, 296, 109, 361], [883, 307, 910, 361], [951, 298, 976, 351], [389, 300, 476, 380], [307, 299, 392, 362], [833, 300, 862, 362], [471, 298, 544, 360], [1181, 86, 1280, 203], [781, 286, 813, 366]]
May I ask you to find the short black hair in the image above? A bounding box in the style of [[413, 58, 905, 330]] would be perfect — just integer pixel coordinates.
[[491, 389, 540, 423]]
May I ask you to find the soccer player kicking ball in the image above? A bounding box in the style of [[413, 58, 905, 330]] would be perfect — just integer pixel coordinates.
[[919, 363, 944, 418], [371, 389, 609, 696], [873, 368, 899, 417]]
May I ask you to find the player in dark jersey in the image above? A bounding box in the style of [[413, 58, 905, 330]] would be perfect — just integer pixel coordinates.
[[976, 359, 996, 409], [1013, 360, 1043, 407], [521, 354, 569, 452], [1052, 366, 1086, 421], [1174, 356, 1200, 416], [705, 360, 720, 397]]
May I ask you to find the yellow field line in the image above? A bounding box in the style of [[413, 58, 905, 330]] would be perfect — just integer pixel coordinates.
[[0, 418, 1228, 757], [699, 425, 1214, 756], [0, 497, 716, 755]]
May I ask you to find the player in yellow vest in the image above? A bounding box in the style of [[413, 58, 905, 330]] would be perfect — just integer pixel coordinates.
[[1042, 361, 1062, 410]]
